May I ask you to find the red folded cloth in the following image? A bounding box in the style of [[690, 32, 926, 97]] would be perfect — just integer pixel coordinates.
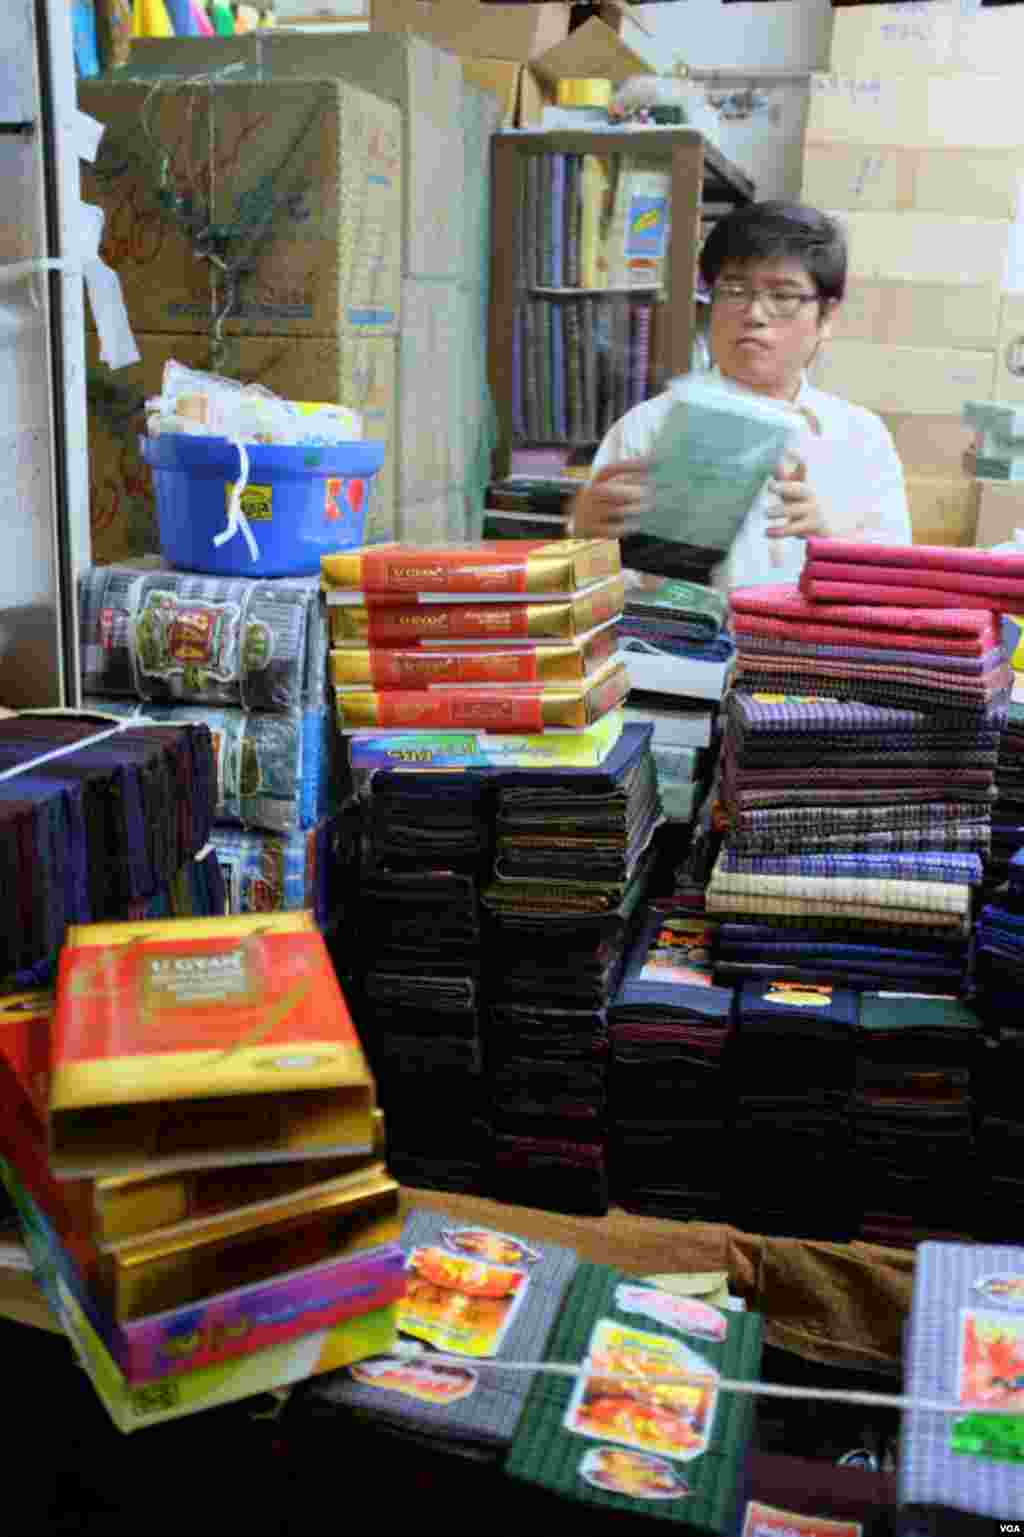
[[732, 615, 992, 657], [804, 536, 1024, 579], [801, 559, 1024, 602], [799, 575, 1013, 610], [729, 586, 998, 654]]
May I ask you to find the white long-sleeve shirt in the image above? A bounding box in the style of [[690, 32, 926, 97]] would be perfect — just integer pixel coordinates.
[[590, 369, 912, 593]]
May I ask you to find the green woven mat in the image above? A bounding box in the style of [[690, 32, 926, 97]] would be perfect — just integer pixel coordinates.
[[858, 994, 983, 1036], [506, 1263, 762, 1529]]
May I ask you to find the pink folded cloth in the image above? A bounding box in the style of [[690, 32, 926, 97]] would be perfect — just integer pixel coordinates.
[[801, 559, 1024, 602], [725, 577, 996, 645], [732, 613, 993, 657], [804, 536, 1024, 579], [799, 575, 1014, 611]]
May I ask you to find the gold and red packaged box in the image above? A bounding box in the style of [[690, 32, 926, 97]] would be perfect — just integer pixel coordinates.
[[328, 575, 626, 646], [50, 912, 376, 1180], [327, 621, 619, 689], [321, 539, 620, 597], [334, 657, 630, 733]]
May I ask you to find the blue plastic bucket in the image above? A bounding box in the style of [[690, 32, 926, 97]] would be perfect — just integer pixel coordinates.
[[140, 434, 386, 578]]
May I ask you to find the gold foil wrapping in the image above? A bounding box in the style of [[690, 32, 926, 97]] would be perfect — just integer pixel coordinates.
[[321, 539, 620, 595]]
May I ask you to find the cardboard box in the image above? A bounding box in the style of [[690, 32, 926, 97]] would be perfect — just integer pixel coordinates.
[[130, 33, 472, 280], [836, 211, 1010, 288], [995, 294, 1024, 404], [905, 474, 978, 547], [399, 277, 460, 500], [807, 73, 1019, 151], [810, 341, 996, 416], [802, 143, 1024, 221], [829, 0, 1024, 78], [834, 280, 1001, 351], [86, 332, 398, 565], [882, 413, 976, 480], [461, 57, 521, 127], [975, 479, 1024, 547], [80, 78, 402, 340], [370, 0, 567, 61], [517, 18, 651, 127]]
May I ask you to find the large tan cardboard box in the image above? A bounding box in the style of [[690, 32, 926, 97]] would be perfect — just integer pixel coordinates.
[[80, 78, 402, 340], [829, 0, 1024, 77], [399, 277, 460, 500], [802, 143, 1024, 221], [370, 0, 567, 61], [128, 34, 458, 281], [517, 18, 651, 127], [975, 480, 1024, 548], [810, 341, 996, 416], [834, 280, 1001, 352], [87, 332, 398, 565], [905, 474, 978, 547], [882, 413, 976, 480], [807, 73, 1018, 151], [994, 294, 1024, 404], [836, 211, 1010, 288]]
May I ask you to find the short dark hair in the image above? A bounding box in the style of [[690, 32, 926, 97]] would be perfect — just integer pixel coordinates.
[[699, 202, 847, 304]]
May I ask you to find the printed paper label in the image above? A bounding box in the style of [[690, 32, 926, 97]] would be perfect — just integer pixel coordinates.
[[579, 1446, 689, 1501], [614, 1286, 727, 1343], [742, 1503, 862, 1537], [348, 1356, 478, 1405], [565, 1318, 718, 1462], [440, 1227, 540, 1268], [638, 917, 715, 988], [974, 1274, 1024, 1309], [397, 1245, 528, 1358], [762, 981, 833, 1009]]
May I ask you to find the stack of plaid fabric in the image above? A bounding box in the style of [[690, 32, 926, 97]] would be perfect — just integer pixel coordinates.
[[608, 906, 734, 1220], [730, 979, 856, 1239], [975, 847, 1024, 1234], [989, 698, 1024, 886], [853, 992, 982, 1246], [482, 725, 662, 1215], [706, 574, 1015, 994]]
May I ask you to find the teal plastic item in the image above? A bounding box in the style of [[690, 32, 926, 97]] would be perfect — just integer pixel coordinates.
[[140, 433, 384, 578]]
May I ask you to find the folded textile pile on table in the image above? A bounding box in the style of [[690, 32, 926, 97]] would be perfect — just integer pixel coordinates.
[[707, 689, 985, 994], [310, 1207, 577, 1457], [482, 725, 663, 1215], [989, 698, 1024, 885], [730, 585, 1011, 714], [800, 534, 1024, 613], [608, 906, 734, 1221], [853, 992, 982, 1248], [730, 979, 856, 1241]]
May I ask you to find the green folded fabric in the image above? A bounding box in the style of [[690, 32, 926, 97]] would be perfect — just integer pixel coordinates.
[[506, 1262, 762, 1529], [858, 993, 983, 1036]]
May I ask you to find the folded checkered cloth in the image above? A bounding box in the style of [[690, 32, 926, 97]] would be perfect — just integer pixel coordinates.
[[706, 888, 969, 932], [726, 825, 991, 856], [718, 849, 982, 884], [724, 689, 1006, 741], [736, 632, 1005, 675], [730, 583, 999, 647], [805, 535, 1024, 579], [709, 853, 972, 915], [733, 664, 1011, 715], [800, 573, 1024, 610]]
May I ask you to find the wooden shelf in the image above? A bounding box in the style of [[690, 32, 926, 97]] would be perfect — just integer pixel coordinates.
[[489, 128, 755, 478]]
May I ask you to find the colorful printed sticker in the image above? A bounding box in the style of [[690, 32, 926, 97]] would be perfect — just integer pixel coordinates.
[[763, 981, 833, 1009], [441, 1227, 540, 1268], [957, 1307, 1024, 1409], [614, 1285, 727, 1344], [742, 1503, 862, 1537], [348, 1356, 477, 1405], [974, 1275, 1024, 1308], [565, 1319, 718, 1463], [397, 1246, 529, 1359], [579, 1446, 689, 1501], [638, 917, 715, 988]]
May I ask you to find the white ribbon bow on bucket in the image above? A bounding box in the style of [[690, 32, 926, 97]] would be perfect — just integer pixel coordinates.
[[214, 436, 261, 563]]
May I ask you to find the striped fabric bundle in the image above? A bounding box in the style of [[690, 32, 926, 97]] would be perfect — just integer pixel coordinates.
[[802, 535, 1024, 613], [0, 715, 215, 979]]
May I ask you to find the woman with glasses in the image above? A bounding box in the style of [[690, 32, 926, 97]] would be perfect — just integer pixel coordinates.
[[568, 201, 911, 592]]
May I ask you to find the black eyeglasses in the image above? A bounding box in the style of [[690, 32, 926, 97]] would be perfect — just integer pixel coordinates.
[[711, 283, 822, 320]]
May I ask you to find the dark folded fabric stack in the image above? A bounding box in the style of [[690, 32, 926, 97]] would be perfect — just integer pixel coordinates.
[[609, 906, 734, 1220], [706, 689, 990, 995], [975, 848, 1024, 1020], [989, 699, 1024, 885], [976, 1022, 1024, 1241], [367, 776, 493, 873], [730, 979, 856, 1240], [0, 715, 215, 981], [482, 725, 661, 1215], [853, 992, 982, 1247]]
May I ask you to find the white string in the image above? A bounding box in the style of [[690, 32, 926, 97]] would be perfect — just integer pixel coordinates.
[[404, 1349, 1024, 1420], [0, 721, 141, 785], [212, 436, 260, 563]]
